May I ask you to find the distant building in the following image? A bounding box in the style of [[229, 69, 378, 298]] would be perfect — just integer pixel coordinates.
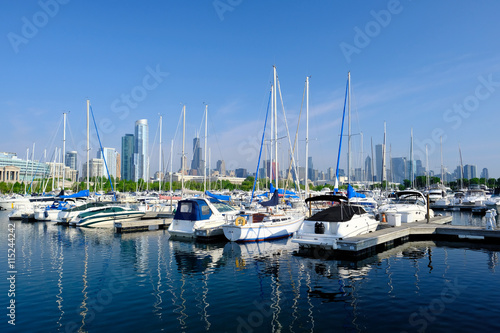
[[121, 134, 134, 181], [65, 151, 77, 171], [216, 160, 226, 176], [97, 147, 117, 179], [364, 156, 372, 182], [463, 164, 477, 180], [391, 157, 406, 184], [480, 168, 489, 179], [0, 166, 20, 183], [235, 168, 247, 178], [327, 167, 335, 181], [191, 136, 203, 174], [375, 144, 384, 182], [135, 119, 148, 181], [0, 152, 49, 182]]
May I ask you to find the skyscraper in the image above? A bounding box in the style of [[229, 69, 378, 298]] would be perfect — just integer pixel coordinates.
[[65, 151, 77, 170], [480, 168, 489, 179], [191, 136, 202, 174], [216, 160, 225, 176], [364, 156, 372, 182], [375, 144, 384, 182], [463, 164, 477, 180], [97, 147, 117, 179], [391, 157, 407, 184], [307, 156, 313, 182], [134, 119, 148, 181], [121, 134, 134, 181]]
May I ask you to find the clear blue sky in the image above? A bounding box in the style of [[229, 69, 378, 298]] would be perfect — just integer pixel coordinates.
[[1, 0, 500, 178]]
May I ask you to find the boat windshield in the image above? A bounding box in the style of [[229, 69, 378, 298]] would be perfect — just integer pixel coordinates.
[[211, 201, 236, 213]]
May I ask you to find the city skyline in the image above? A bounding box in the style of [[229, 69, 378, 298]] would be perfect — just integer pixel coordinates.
[[2, 2, 499, 178]]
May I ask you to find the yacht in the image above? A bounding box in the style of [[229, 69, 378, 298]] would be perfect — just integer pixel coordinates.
[[292, 194, 379, 250], [377, 190, 434, 223], [70, 205, 145, 228], [168, 197, 238, 240]]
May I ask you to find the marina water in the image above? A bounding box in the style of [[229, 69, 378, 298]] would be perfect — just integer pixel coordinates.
[[1, 210, 499, 332]]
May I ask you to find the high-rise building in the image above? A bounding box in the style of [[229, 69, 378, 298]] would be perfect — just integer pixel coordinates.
[[134, 119, 148, 181], [391, 157, 406, 184], [375, 144, 384, 182], [65, 151, 77, 170], [121, 134, 134, 181], [235, 168, 247, 178], [97, 147, 117, 179], [480, 168, 489, 179], [216, 160, 225, 176], [364, 156, 372, 182], [463, 164, 477, 180], [191, 136, 203, 174], [307, 156, 313, 182], [327, 167, 335, 181]]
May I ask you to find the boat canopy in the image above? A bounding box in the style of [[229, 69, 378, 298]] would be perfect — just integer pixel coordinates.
[[305, 195, 348, 204], [260, 190, 279, 207], [205, 191, 231, 202], [270, 183, 297, 196], [306, 204, 366, 222], [174, 199, 213, 221], [60, 189, 90, 198]]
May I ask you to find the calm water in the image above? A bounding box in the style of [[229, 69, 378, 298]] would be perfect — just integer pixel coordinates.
[[1, 210, 499, 333]]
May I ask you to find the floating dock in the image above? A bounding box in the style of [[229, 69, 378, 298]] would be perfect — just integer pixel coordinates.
[[430, 204, 490, 213], [327, 216, 500, 259], [114, 218, 172, 233]]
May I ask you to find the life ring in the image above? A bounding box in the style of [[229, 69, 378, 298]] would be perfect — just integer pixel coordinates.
[[235, 216, 247, 226]]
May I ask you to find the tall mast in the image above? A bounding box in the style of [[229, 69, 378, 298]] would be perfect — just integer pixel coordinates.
[[305, 76, 309, 199], [425, 144, 429, 188], [370, 137, 375, 185], [459, 144, 464, 189], [204, 104, 208, 194], [273, 65, 278, 188], [159, 114, 162, 193], [86, 99, 90, 190], [382, 122, 386, 187], [181, 105, 186, 197], [347, 71, 351, 185], [410, 128, 414, 188], [360, 132, 364, 183], [62, 112, 66, 191], [31, 142, 35, 189], [170, 139, 173, 211], [440, 136, 444, 185]]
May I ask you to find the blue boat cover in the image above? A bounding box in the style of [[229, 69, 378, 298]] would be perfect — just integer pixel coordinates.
[[60, 190, 90, 198], [174, 199, 213, 221], [347, 184, 366, 199], [205, 191, 231, 201], [260, 190, 279, 207], [269, 183, 297, 196]]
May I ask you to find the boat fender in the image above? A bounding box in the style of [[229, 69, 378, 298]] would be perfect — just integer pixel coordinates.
[[235, 216, 247, 226], [381, 213, 386, 223]]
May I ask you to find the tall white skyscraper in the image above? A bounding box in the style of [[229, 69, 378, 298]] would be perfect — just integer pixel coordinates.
[[97, 147, 117, 179], [134, 119, 148, 181]]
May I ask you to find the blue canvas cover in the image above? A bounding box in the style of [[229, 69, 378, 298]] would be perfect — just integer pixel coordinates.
[[205, 191, 231, 201], [173, 199, 213, 221], [269, 183, 297, 196], [347, 184, 366, 199], [260, 190, 279, 207], [60, 190, 90, 198]]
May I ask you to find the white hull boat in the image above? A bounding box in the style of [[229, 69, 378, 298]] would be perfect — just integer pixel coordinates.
[[71, 205, 145, 228]]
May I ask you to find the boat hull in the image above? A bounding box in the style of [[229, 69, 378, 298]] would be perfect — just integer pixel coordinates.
[[74, 212, 145, 228], [223, 215, 304, 242]]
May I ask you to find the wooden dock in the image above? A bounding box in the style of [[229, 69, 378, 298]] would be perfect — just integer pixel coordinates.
[[333, 215, 500, 259], [114, 218, 172, 233]]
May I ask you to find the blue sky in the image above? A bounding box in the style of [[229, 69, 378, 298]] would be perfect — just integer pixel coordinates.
[[1, 0, 500, 179]]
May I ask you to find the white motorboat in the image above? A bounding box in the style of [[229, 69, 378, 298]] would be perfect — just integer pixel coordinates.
[[70, 205, 145, 228], [292, 195, 378, 250], [377, 190, 434, 223], [57, 201, 110, 224], [167, 197, 238, 240]]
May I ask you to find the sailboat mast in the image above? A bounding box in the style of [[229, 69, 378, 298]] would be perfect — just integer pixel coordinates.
[[425, 144, 429, 188], [305, 76, 309, 199], [440, 136, 444, 184], [410, 128, 414, 188], [159, 114, 162, 193], [270, 84, 274, 187], [204, 104, 208, 194], [170, 139, 173, 211], [347, 72, 351, 185], [62, 112, 66, 191], [86, 99, 90, 191], [382, 122, 386, 187], [371, 137, 375, 185], [273, 66, 278, 188], [459, 144, 464, 189], [181, 105, 186, 197]]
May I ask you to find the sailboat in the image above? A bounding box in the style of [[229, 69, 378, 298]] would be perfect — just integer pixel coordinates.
[[222, 66, 305, 242], [293, 72, 379, 250]]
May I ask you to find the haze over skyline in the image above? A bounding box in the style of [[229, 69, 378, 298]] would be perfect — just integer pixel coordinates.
[[2, 1, 500, 179]]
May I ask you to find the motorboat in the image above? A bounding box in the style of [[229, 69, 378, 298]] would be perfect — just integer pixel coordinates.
[[377, 190, 434, 223], [70, 205, 145, 228], [292, 194, 378, 250], [167, 197, 238, 240], [57, 201, 111, 224]]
